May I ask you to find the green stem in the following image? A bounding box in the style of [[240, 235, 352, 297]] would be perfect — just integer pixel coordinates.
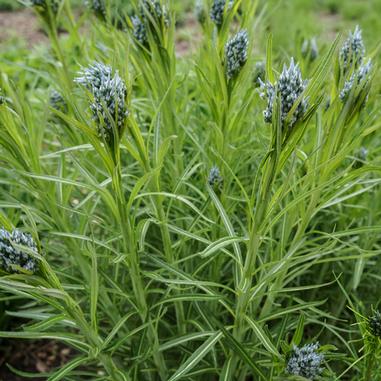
[[113, 163, 168, 380], [227, 150, 279, 378], [364, 350, 376, 381]]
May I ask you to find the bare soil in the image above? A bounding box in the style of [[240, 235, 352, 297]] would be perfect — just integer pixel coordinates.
[[0, 9, 47, 46], [0, 339, 74, 380]]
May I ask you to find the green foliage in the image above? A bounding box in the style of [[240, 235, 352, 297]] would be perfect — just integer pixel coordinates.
[[0, 0, 380, 380]]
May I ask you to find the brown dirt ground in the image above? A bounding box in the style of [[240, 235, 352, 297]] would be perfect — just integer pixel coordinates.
[[0, 339, 74, 380], [0, 9, 48, 46], [0, 9, 201, 55]]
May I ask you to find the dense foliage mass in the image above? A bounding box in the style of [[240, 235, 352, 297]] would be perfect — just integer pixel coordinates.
[[0, 0, 380, 380]]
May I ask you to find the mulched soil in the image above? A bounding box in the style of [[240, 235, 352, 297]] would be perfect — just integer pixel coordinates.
[[0, 339, 74, 381]]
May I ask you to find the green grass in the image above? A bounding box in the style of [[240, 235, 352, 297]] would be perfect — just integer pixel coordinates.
[[0, 0, 380, 380]]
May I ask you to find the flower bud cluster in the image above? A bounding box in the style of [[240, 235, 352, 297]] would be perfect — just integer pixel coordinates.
[[0, 228, 39, 274], [368, 310, 381, 338], [339, 59, 372, 101], [85, 0, 106, 20], [195, 0, 207, 25], [225, 30, 249, 79], [50, 89, 67, 112], [208, 166, 223, 191], [302, 37, 318, 62], [259, 58, 308, 128], [286, 342, 324, 380], [210, 0, 234, 26], [132, 0, 170, 46], [30, 0, 60, 14], [340, 25, 365, 70], [75, 62, 128, 142]]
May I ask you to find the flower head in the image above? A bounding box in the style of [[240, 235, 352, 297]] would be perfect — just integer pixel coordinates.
[[210, 0, 233, 26], [132, 0, 170, 46], [302, 37, 318, 62], [0, 228, 39, 274], [340, 25, 365, 70], [132, 15, 148, 45], [140, 0, 170, 27], [253, 61, 265, 86], [339, 59, 372, 101], [50, 89, 67, 112], [286, 342, 324, 380], [75, 62, 129, 143], [85, 0, 106, 21], [259, 58, 308, 128], [225, 30, 249, 79], [208, 166, 223, 191], [29, 0, 60, 14], [368, 310, 381, 338], [195, 0, 207, 25]]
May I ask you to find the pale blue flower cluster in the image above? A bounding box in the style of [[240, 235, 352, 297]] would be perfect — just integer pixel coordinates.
[[85, 0, 106, 20], [132, 0, 170, 45], [253, 61, 265, 86], [286, 342, 324, 380], [195, 0, 207, 25], [339, 59, 372, 101], [208, 166, 223, 190], [340, 25, 365, 70], [0, 228, 39, 274], [30, 0, 59, 13], [210, 0, 233, 26], [75, 62, 128, 142], [225, 30, 249, 79], [302, 37, 318, 61], [259, 58, 308, 127], [132, 15, 148, 45], [369, 310, 381, 338], [50, 89, 67, 112]]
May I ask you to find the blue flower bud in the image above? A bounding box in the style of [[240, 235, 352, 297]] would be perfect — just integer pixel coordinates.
[[225, 30, 249, 79], [85, 0, 106, 20], [50, 89, 67, 112], [75, 62, 129, 143], [195, 0, 207, 25], [132, 0, 170, 46], [302, 37, 318, 62], [210, 0, 233, 26], [259, 58, 308, 128], [339, 59, 372, 101], [132, 15, 148, 45], [286, 342, 324, 380], [368, 310, 381, 338], [340, 25, 365, 71], [29, 0, 60, 14], [0, 228, 39, 274], [208, 166, 223, 191], [253, 61, 265, 86]]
